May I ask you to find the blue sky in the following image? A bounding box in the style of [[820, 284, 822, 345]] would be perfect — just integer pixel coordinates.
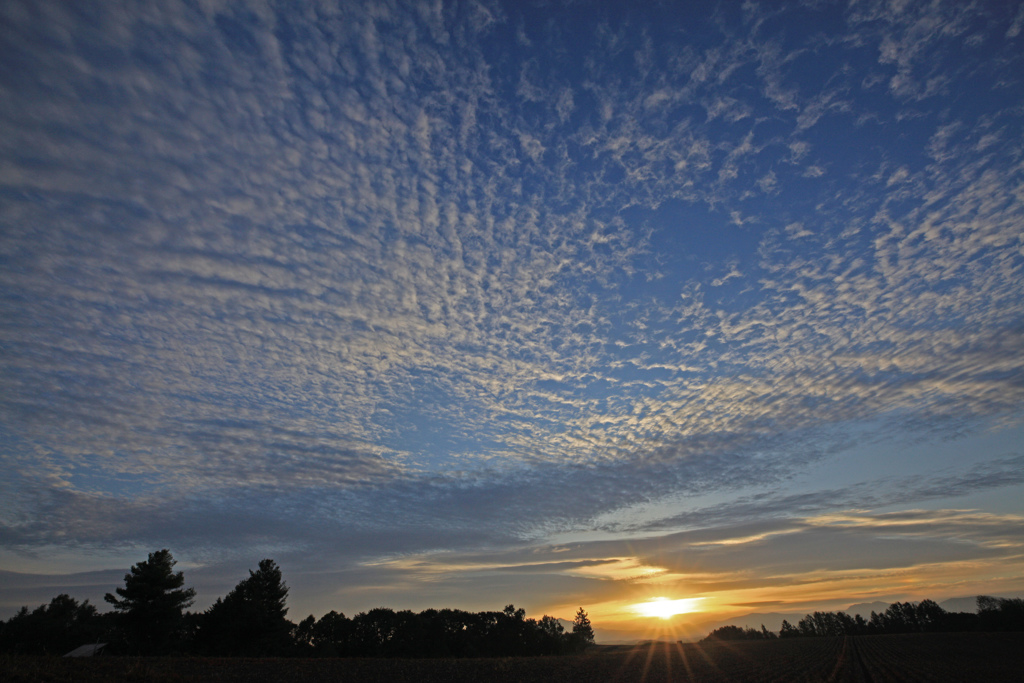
[[2, 0, 1023, 640]]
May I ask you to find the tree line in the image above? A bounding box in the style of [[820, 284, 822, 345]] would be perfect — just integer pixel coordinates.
[[0, 550, 595, 657], [703, 596, 1024, 642]]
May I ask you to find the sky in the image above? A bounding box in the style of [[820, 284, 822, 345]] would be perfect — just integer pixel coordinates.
[[2, 0, 1023, 642]]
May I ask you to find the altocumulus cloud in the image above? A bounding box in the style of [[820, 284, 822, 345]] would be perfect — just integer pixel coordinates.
[[1, 0, 1023, 617]]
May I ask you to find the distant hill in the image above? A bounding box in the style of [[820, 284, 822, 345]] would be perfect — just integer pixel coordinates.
[[697, 611, 805, 635], [939, 596, 981, 614], [594, 626, 691, 645], [844, 602, 891, 617], [846, 597, 982, 616]]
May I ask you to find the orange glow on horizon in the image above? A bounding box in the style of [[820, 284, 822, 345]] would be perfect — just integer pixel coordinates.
[[541, 549, 1024, 644]]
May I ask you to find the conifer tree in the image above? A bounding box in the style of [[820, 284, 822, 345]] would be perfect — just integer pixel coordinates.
[[201, 558, 293, 656], [571, 607, 594, 650], [104, 549, 195, 653]]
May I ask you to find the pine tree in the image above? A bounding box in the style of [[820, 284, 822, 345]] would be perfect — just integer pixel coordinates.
[[571, 607, 594, 650], [104, 549, 195, 653], [200, 558, 293, 656]]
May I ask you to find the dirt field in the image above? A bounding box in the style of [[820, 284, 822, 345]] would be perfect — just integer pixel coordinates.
[[3, 632, 1022, 682]]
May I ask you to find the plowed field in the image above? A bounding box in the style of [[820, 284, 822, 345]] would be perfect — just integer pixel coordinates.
[[3, 632, 1022, 682]]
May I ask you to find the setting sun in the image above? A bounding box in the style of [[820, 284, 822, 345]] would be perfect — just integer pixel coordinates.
[[632, 597, 704, 619]]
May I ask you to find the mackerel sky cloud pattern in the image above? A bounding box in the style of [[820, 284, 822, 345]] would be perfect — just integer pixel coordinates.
[[2, 0, 1023, 628]]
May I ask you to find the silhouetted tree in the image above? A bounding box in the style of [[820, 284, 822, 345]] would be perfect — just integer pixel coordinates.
[[294, 610, 353, 657], [703, 623, 777, 641], [884, 601, 919, 633], [977, 595, 1000, 613], [389, 609, 432, 657], [978, 596, 1024, 631], [316, 610, 354, 655], [294, 614, 316, 655], [569, 607, 594, 651], [404, 608, 457, 657], [351, 607, 399, 656], [536, 614, 566, 654], [915, 599, 946, 632], [704, 625, 747, 641], [782, 598, 998, 638], [0, 594, 109, 654], [440, 608, 487, 656], [200, 559, 293, 656], [868, 610, 884, 633], [104, 549, 195, 654], [294, 604, 572, 658], [489, 604, 534, 656]]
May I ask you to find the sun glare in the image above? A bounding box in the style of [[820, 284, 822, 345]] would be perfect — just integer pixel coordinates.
[[632, 597, 704, 619]]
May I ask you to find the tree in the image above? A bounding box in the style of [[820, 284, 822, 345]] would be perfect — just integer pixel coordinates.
[[0, 594, 108, 654], [915, 599, 946, 632], [313, 610, 353, 656], [702, 625, 748, 641], [487, 604, 532, 656], [104, 549, 195, 654], [351, 607, 399, 656], [703, 624, 775, 641], [570, 607, 594, 651], [200, 558, 293, 656], [977, 595, 1000, 613], [797, 614, 817, 636], [536, 615, 566, 654], [882, 601, 918, 633], [978, 596, 1024, 631]]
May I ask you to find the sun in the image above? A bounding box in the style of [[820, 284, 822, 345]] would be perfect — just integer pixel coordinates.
[[632, 597, 703, 619]]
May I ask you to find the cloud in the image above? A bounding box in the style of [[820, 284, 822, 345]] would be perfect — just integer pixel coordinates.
[[1, 1, 1023, 618], [272, 500, 1024, 619], [1008, 5, 1024, 39]]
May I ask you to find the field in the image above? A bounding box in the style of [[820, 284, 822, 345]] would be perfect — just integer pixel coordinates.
[[3, 632, 1022, 682]]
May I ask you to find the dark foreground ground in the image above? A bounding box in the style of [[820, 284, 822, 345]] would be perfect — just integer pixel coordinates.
[[3, 632, 1023, 682]]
